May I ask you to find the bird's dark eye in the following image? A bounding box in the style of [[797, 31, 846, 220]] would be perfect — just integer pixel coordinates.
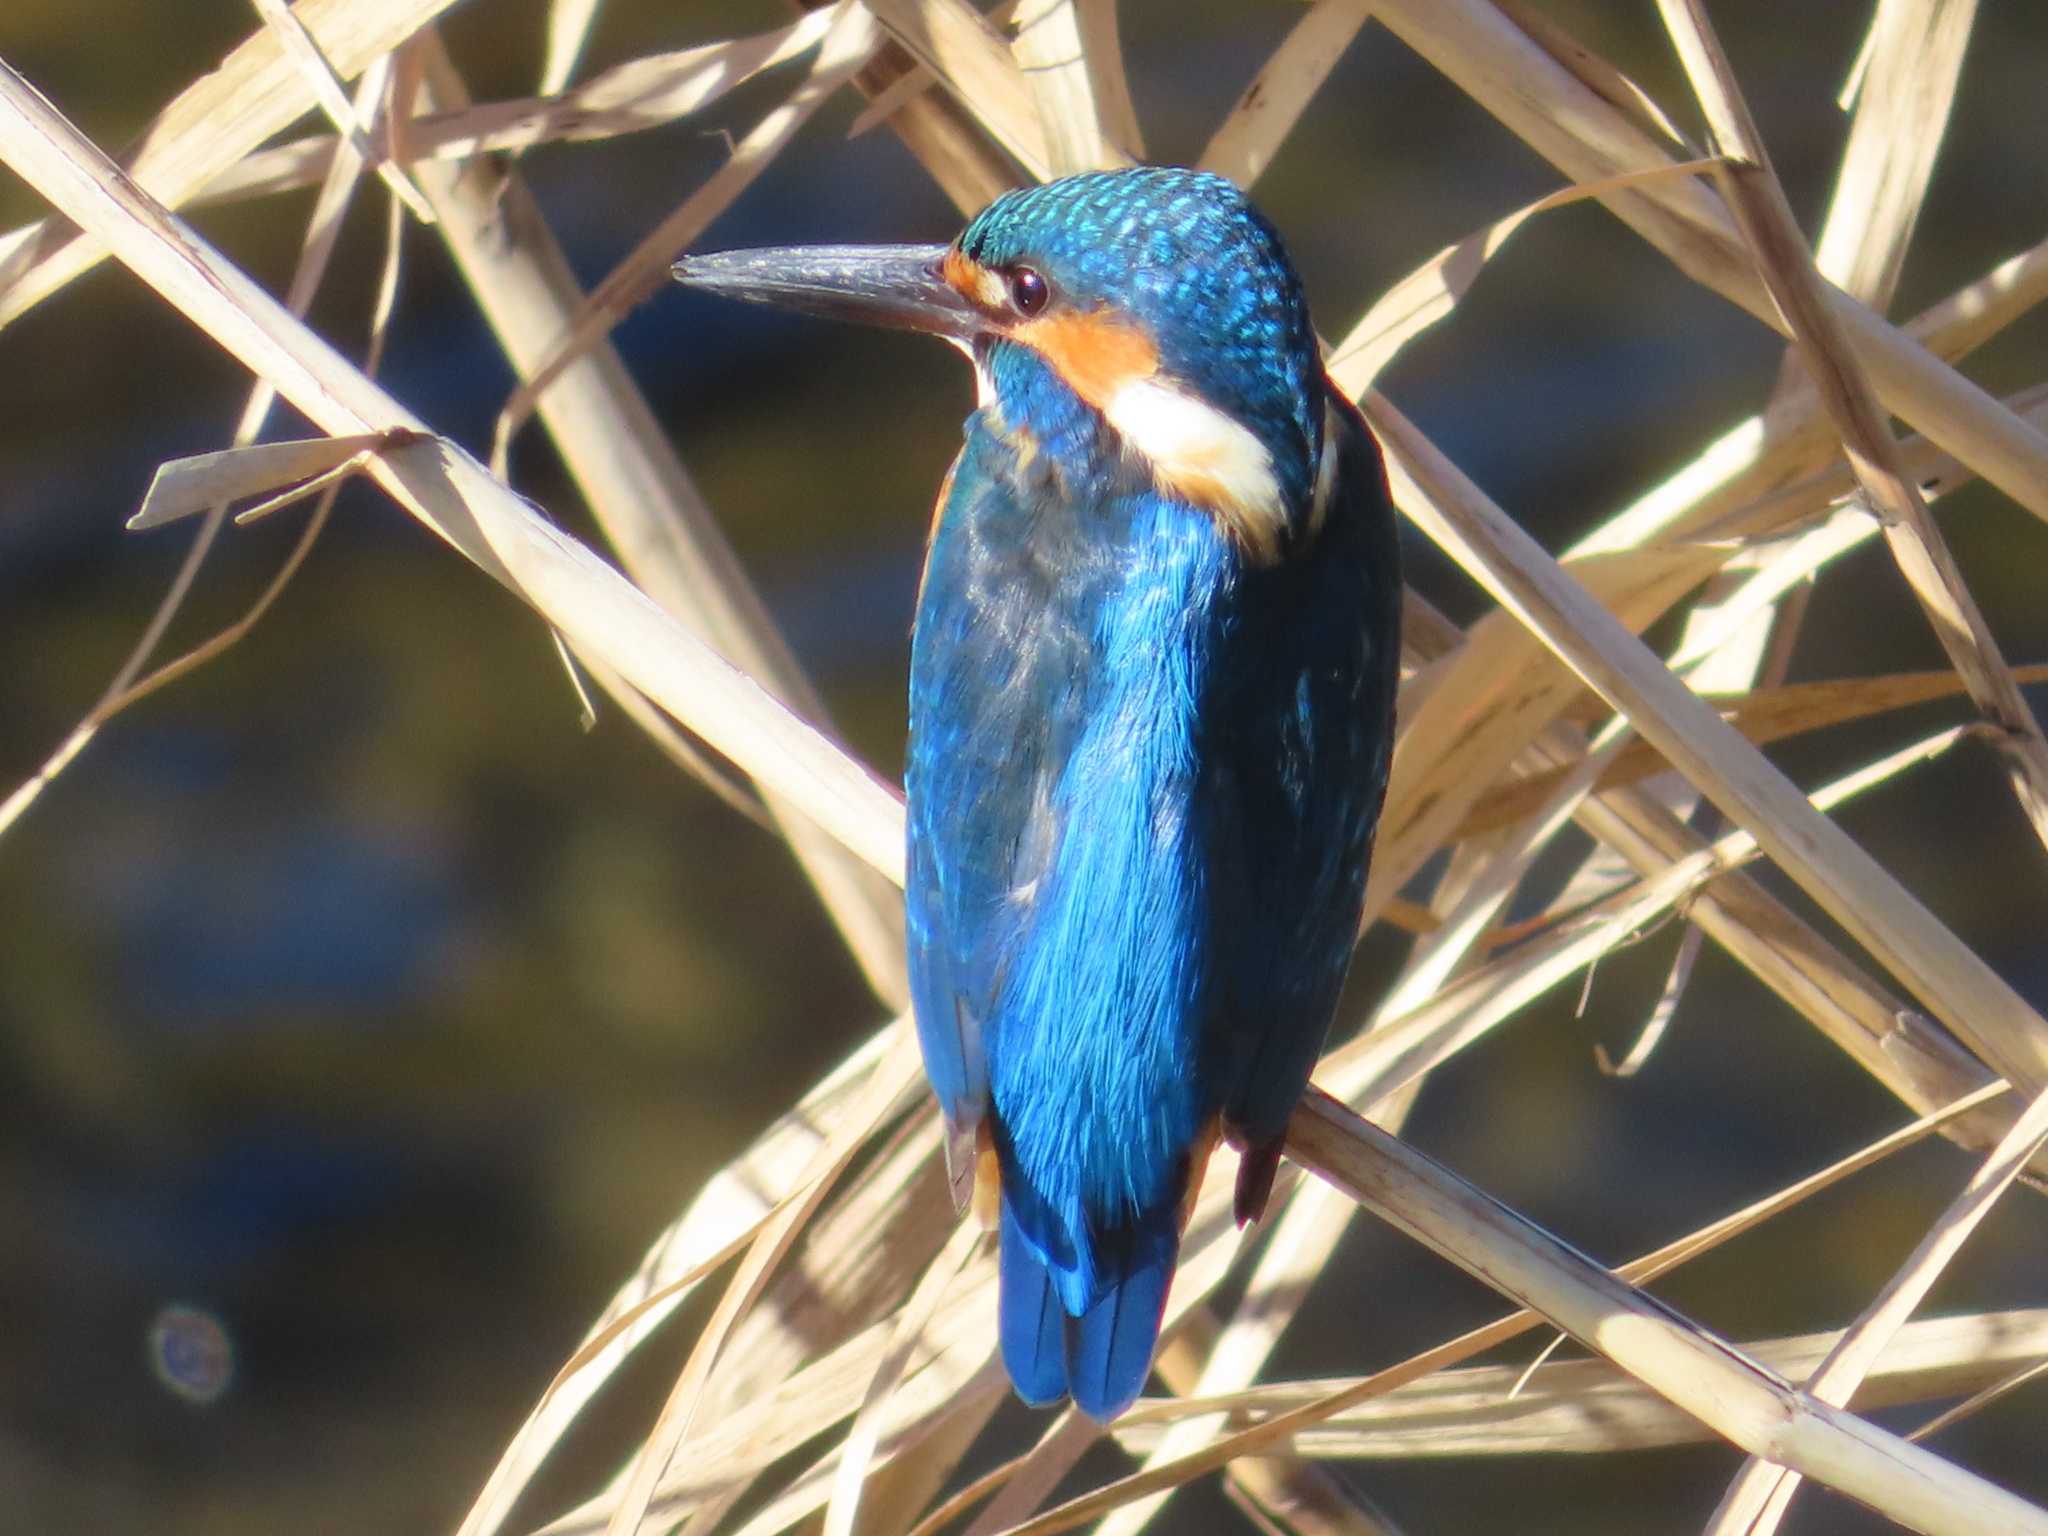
[[1007, 266, 1050, 316]]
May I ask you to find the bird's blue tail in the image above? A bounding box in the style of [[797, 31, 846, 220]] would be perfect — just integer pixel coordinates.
[[997, 1195, 1176, 1421]]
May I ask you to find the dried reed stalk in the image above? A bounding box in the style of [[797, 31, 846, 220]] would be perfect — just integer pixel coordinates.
[[5, 4, 2047, 1536]]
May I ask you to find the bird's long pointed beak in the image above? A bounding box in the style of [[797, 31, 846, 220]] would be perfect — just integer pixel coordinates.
[[672, 243, 976, 341]]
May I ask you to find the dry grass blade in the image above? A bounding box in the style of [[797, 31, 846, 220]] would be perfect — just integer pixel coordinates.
[[1704, 1081, 2048, 1536], [493, 2, 883, 463], [540, 0, 604, 96], [824, 1390, 1003, 1536], [1326, 157, 1725, 398], [1380, 725, 1634, 1018], [1, 40, 399, 847], [1559, 749, 2022, 1168], [1289, 1093, 2048, 1536], [576, 658, 776, 829], [455, 1026, 895, 1536], [1198, 0, 1373, 187], [0, 0, 460, 327], [533, 1258, 1002, 1534], [1907, 234, 2048, 365], [1656, 0, 2048, 858], [411, 31, 909, 1004], [435, 14, 842, 157], [1361, 541, 1719, 923], [963, 1412, 1099, 1536], [1489, 0, 1691, 150], [1323, 721, 1976, 1136], [1577, 245, 2048, 560], [1009, 0, 1137, 173], [179, 12, 844, 204], [823, 1196, 981, 1536], [1069, 0, 1144, 157], [1367, 390, 2048, 1094], [713, 1375, 1011, 1536], [1910, 1356, 2048, 1445], [1368, 0, 2048, 528], [863, 0, 1070, 179], [599, 1027, 924, 1536], [1810, 0, 1980, 311], [0, 58, 912, 887], [0, 446, 356, 842], [1112, 1309, 2048, 1459], [250, 0, 436, 221], [840, 25, 1025, 216], [1466, 661, 2048, 841], [703, 1113, 950, 1421]]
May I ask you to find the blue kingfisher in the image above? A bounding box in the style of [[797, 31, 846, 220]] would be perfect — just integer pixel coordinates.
[[676, 167, 1399, 1421]]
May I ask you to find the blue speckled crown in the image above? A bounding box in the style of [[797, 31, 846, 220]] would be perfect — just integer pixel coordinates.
[[958, 168, 1324, 509]]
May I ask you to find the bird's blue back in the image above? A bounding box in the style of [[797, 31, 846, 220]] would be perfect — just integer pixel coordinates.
[[904, 169, 1398, 1419]]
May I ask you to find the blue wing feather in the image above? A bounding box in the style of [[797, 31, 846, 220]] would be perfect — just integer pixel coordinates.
[[1205, 396, 1400, 1153]]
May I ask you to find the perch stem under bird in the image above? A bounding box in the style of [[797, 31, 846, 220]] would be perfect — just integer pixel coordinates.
[[674, 168, 1400, 1422]]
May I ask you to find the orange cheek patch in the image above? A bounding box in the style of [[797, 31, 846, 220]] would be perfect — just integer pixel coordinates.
[[1013, 310, 1160, 407]]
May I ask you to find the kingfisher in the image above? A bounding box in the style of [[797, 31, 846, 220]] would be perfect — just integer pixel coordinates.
[[675, 167, 1399, 1421]]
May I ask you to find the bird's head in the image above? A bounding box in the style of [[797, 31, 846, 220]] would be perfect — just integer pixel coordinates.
[[675, 168, 1331, 561]]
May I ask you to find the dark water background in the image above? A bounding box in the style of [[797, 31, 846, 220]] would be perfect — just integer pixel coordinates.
[[3, 2, 2047, 1531]]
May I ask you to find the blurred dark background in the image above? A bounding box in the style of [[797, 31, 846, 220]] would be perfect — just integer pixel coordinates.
[[3, 3, 2047, 1532]]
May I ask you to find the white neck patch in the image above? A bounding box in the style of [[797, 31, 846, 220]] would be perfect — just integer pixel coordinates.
[[1100, 377, 1290, 563]]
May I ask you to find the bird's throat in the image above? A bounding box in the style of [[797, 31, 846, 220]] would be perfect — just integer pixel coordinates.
[[981, 338, 1300, 564]]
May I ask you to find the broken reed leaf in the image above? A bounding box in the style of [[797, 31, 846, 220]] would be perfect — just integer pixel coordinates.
[[128, 435, 391, 530]]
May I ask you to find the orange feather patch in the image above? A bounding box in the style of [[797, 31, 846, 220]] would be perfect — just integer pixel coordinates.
[[971, 1118, 1002, 1233], [1012, 309, 1161, 408], [941, 248, 1007, 310], [1180, 1113, 1222, 1234]]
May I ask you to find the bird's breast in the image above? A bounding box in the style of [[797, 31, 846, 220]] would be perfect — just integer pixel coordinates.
[[910, 433, 1245, 1233]]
